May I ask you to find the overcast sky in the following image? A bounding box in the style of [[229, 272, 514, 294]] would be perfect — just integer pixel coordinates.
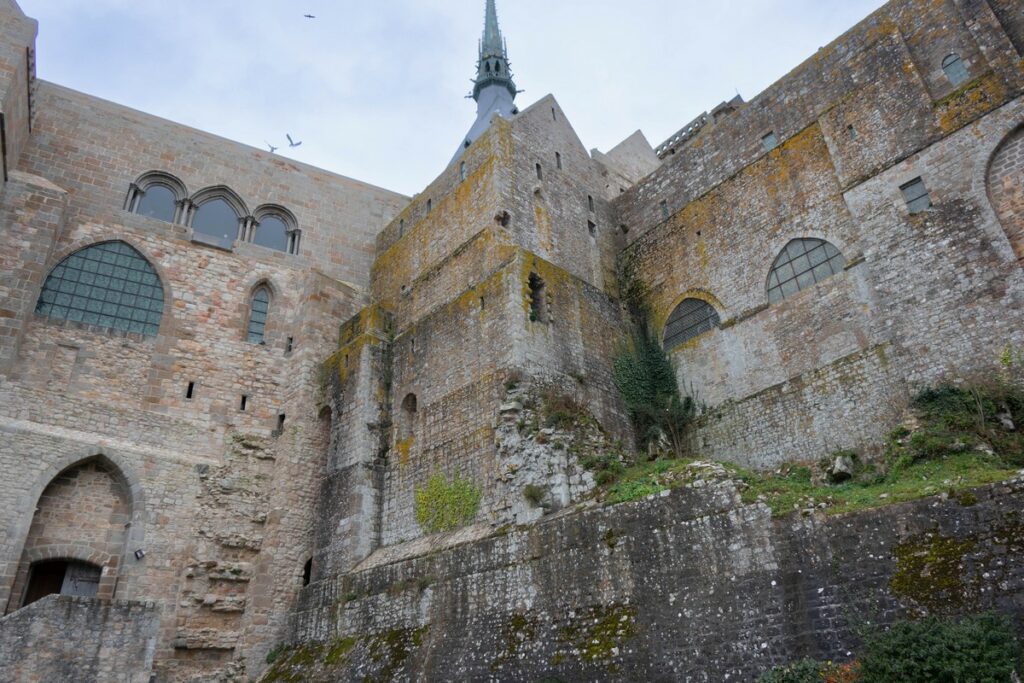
[[21, 0, 887, 196]]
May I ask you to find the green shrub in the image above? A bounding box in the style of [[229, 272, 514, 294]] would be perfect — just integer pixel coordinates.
[[757, 658, 823, 683], [522, 484, 546, 507], [859, 612, 1020, 683], [414, 473, 482, 534]]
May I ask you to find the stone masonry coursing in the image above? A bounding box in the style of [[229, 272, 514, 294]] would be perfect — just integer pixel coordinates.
[[0, 0, 1023, 679], [278, 478, 1024, 682]]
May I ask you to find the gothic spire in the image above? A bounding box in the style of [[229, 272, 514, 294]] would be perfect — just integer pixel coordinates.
[[473, 0, 516, 101]]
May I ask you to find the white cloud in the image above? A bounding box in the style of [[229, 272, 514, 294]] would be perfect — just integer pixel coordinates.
[[21, 0, 887, 195]]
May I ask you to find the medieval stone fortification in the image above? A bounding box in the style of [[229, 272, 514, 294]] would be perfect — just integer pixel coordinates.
[[0, 0, 1023, 679]]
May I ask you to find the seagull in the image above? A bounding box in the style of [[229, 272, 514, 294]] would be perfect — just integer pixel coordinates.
[[304, 14, 316, 19], [265, 141, 278, 153], [286, 134, 303, 148]]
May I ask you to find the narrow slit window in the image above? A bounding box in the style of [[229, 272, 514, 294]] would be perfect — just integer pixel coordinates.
[[528, 273, 548, 324], [426, 198, 432, 212], [285, 336, 294, 354], [186, 382, 195, 400], [588, 220, 596, 237], [536, 163, 543, 181], [275, 413, 286, 435], [459, 161, 467, 181], [660, 200, 670, 220], [588, 195, 595, 212], [555, 152, 562, 170], [240, 395, 248, 411]]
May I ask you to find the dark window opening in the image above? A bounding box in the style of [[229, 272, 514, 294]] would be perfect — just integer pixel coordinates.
[[664, 298, 721, 349], [528, 273, 548, 324], [485, 62, 491, 73], [588, 220, 597, 237], [480, 297, 485, 310], [551, 107, 557, 122], [274, 413, 286, 436], [240, 395, 248, 411], [536, 163, 543, 181], [135, 184, 177, 223], [847, 124, 857, 140], [556, 152, 562, 170], [588, 195, 595, 212], [426, 198, 432, 212], [399, 218, 405, 236], [285, 336, 294, 354], [302, 559, 313, 586], [767, 238, 846, 304], [762, 131, 779, 152], [495, 210, 511, 228], [399, 393, 417, 441], [620, 224, 629, 235], [900, 177, 932, 214], [186, 382, 195, 400], [23, 560, 101, 607], [660, 200, 670, 220]]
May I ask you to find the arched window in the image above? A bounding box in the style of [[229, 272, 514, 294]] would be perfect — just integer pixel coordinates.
[[192, 198, 241, 244], [134, 184, 177, 222], [36, 241, 165, 336], [485, 62, 491, 73], [247, 287, 271, 344], [252, 215, 289, 252], [767, 238, 846, 304], [126, 171, 187, 223], [664, 298, 721, 349], [942, 54, 969, 86], [250, 205, 300, 254]]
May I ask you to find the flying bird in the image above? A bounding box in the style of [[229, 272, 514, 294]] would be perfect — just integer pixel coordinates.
[[304, 14, 316, 19], [265, 141, 278, 154], [286, 134, 303, 148]]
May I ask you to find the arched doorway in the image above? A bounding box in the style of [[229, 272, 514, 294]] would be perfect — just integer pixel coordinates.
[[6, 457, 131, 613]]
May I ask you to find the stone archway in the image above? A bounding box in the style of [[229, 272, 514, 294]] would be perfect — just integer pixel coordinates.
[[987, 125, 1024, 264], [5, 457, 132, 613]]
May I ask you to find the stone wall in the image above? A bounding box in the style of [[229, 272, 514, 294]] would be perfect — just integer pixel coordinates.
[[0, 595, 160, 683], [274, 479, 1024, 682]]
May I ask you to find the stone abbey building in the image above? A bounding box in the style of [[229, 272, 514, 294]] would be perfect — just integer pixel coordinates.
[[1, 0, 1023, 680]]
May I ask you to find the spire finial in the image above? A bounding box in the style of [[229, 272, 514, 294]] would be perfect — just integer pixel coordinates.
[[473, 0, 516, 101]]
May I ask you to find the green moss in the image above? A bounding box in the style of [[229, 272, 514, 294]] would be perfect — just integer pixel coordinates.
[[551, 604, 639, 670], [364, 626, 429, 683], [260, 643, 325, 683], [323, 637, 357, 667], [490, 612, 539, 671], [890, 533, 978, 614], [414, 472, 481, 534]]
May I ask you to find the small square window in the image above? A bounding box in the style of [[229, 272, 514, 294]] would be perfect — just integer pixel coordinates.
[[762, 131, 779, 152], [900, 177, 932, 214]]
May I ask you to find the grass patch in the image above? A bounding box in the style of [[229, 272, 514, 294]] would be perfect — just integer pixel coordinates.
[[737, 452, 1016, 517]]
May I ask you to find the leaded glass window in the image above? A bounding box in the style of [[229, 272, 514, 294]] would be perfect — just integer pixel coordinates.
[[767, 238, 846, 304], [134, 184, 177, 222], [247, 287, 271, 344], [664, 298, 720, 349], [35, 241, 165, 336]]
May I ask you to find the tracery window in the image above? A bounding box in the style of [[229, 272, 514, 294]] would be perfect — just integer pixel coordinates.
[[663, 298, 720, 349], [35, 241, 165, 336], [767, 238, 846, 304], [247, 286, 271, 344]]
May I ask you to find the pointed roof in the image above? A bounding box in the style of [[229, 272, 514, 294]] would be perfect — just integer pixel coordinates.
[[473, 0, 516, 101]]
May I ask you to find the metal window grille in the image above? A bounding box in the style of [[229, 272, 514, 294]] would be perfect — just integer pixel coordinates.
[[36, 241, 165, 336], [767, 238, 846, 304], [663, 298, 720, 349]]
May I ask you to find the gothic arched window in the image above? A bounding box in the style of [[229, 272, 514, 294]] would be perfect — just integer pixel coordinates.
[[767, 238, 846, 304], [663, 298, 720, 349], [127, 171, 187, 223], [250, 205, 300, 254], [36, 241, 165, 336], [192, 198, 241, 243], [247, 286, 271, 344]]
